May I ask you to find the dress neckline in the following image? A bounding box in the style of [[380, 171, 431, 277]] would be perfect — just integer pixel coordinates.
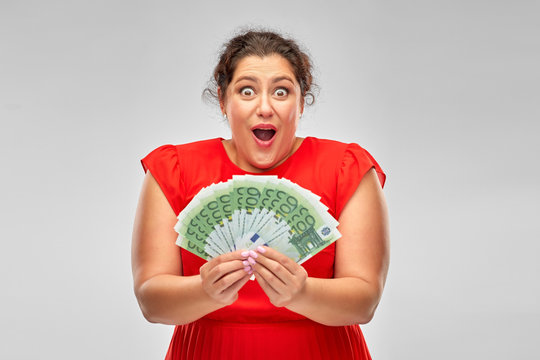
[[217, 137, 311, 175]]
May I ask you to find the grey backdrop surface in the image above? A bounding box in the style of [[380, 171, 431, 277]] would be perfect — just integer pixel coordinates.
[[1, 0, 539, 359]]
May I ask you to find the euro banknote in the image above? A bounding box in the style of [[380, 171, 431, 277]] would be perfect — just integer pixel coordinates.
[[174, 176, 341, 264]]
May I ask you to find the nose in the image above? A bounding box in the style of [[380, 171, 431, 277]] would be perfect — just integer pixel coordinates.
[[256, 93, 273, 118]]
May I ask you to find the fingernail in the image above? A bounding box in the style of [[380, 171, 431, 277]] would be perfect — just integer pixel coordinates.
[[241, 251, 249, 257], [249, 250, 258, 258], [248, 257, 256, 265], [248, 270, 253, 275], [257, 246, 266, 253], [244, 266, 251, 272], [242, 260, 249, 266]]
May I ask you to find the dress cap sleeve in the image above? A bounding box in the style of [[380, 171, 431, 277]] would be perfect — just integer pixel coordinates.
[[336, 143, 386, 218], [141, 145, 183, 215]]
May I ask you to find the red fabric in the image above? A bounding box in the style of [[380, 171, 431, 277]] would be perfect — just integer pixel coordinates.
[[141, 137, 386, 360]]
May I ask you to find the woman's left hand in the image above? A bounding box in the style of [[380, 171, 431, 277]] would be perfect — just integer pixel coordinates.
[[251, 246, 308, 307]]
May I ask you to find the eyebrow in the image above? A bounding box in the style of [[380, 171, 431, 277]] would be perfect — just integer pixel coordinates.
[[272, 76, 294, 84], [235, 76, 258, 83], [234, 75, 295, 84]]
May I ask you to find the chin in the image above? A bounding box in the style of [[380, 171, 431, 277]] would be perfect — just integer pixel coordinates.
[[248, 155, 279, 172], [250, 162, 274, 172]]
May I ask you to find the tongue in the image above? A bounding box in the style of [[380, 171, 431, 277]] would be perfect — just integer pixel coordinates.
[[253, 129, 276, 141]]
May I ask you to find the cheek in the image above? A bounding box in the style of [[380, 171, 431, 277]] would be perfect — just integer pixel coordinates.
[[283, 103, 300, 122], [227, 101, 250, 123]]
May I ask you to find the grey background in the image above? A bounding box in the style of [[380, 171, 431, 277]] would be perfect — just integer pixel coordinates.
[[1, 0, 539, 359]]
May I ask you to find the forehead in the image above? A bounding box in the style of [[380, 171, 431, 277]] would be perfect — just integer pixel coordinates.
[[231, 54, 297, 82]]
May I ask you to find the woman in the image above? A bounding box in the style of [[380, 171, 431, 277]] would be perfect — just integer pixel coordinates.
[[132, 30, 389, 359]]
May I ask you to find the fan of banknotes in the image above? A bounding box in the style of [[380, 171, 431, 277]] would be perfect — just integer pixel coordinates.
[[174, 175, 341, 264]]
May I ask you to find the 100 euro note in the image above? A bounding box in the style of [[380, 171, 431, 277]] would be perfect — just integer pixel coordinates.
[[174, 176, 341, 264], [174, 183, 233, 260], [248, 178, 341, 263]]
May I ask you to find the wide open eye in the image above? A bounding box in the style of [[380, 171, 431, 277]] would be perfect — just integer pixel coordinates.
[[240, 87, 255, 96], [273, 88, 288, 97]]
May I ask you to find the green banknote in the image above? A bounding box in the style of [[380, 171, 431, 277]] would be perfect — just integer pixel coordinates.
[[247, 178, 340, 262], [174, 175, 341, 263], [175, 185, 230, 257]]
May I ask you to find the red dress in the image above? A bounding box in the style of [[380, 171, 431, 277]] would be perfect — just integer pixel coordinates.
[[141, 137, 386, 360]]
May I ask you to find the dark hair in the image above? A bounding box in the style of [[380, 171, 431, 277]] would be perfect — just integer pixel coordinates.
[[204, 30, 315, 105]]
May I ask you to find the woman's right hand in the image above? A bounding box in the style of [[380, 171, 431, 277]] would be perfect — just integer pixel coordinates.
[[199, 250, 252, 305]]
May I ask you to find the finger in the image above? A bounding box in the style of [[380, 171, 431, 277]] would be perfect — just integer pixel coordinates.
[[220, 272, 251, 299], [253, 271, 280, 299], [213, 268, 251, 294], [255, 246, 298, 275], [253, 252, 296, 284], [206, 249, 249, 268], [253, 260, 288, 294], [201, 249, 250, 280], [253, 259, 293, 286], [206, 259, 247, 284]]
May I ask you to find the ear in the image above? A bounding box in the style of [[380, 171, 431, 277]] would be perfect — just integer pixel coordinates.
[[218, 87, 225, 115], [299, 96, 305, 116]]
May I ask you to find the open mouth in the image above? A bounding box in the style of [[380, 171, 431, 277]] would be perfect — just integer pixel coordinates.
[[252, 129, 276, 142]]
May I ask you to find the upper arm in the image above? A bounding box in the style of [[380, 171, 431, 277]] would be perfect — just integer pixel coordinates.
[[334, 168, 390, 292], [132, 171, 182, 293]]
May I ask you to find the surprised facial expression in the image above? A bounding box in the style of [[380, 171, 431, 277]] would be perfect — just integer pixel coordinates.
[[220, 54, 304, 173]]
